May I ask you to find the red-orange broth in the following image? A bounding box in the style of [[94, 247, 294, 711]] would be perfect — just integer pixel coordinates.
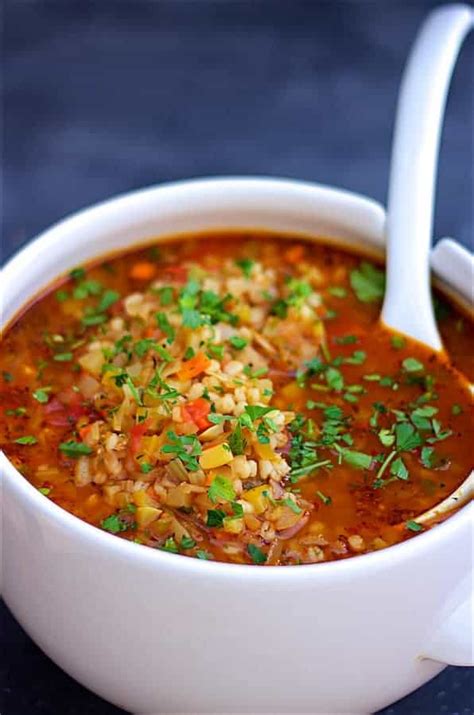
[[1, 233, 472, 565]]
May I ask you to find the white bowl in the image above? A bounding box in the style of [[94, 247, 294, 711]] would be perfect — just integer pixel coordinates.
[[1, 178, 473, 715]]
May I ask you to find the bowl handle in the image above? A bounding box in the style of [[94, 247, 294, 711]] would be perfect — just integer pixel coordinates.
[[422, 588, 473, 666]]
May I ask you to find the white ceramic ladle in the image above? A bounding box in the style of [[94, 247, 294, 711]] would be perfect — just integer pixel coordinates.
[[382, 3, 473, 524]]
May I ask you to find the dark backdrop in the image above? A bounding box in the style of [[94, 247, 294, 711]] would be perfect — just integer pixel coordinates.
[[2, 1, 473, 714]]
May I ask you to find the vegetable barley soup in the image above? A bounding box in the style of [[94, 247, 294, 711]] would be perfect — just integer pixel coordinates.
[[1, 233, 473, 565]]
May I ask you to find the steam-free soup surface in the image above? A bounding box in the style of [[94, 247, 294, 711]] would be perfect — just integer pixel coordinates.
[[1, 233, 472, 565]]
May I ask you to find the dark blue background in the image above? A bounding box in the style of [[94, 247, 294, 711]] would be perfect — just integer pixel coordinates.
[[2, 1, 473, 714]]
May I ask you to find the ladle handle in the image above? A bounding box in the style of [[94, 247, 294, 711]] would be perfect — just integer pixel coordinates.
[[382, 4, 473, 349]]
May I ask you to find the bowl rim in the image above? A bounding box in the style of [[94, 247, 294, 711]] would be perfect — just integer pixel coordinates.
[[2, 175, 472, 581]]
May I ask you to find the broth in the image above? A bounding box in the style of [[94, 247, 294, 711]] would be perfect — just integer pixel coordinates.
[[1, 232, 472, 565]]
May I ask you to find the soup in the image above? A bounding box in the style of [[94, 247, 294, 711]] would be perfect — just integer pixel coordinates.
[[1, 233, 472, 565]]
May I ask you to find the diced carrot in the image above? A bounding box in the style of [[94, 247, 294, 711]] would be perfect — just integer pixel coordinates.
[[145, 327, 163, 338], [181, 397, 211, 430], [284, 245, 304, 264], [79, 424, 93, 440], [177, 352, 211, 381], [129, 262, 156, 280]]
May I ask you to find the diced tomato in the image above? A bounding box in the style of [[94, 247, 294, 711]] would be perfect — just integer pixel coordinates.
[[130, 419, 150, 454], [162, 265, 188, 283], [284, 245, 304, 264], [177, 352, 211, 381], [181, 397, 211, 430]]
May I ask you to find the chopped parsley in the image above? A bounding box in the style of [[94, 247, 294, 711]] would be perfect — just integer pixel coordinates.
[[101, 514, 129, 534], [406, 520, 424, 532], [350, 262, 385, 303], [247, 543, 267, 564], [235, 257, 255, 278], [59, 440, 93, 458], [32, 387, 51, 403], [14, 435, 38, 445], [208, 475, 236, 504], [316, 490, 332, 506], [402, 357, 424, 373], [229, 336, 248, 350], [161, 431, 202, 471]]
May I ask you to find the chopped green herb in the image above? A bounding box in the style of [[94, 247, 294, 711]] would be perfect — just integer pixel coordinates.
[[402, 357, 424, 373], [14, 435, 38, 445], [235, 257, 255, 278], [97, 289, 120, 312], [229, 336, 248, 350], [243, 405, 273, 421], [5, 406, 27, 417], [100, 514, 128, 533], [228, 423, 247, 455], [316, 490, 332, 506], [451, 404, 463, 416], [55, 289, 69, 302], [406, 520, 423, 532], [59, 440, 93, 457], [282, 497, 302, 514], [207, 343, 225, 359], [155, 312, 175, 343], [338, 448, 372, 470], [140, 462, 154, 474], [247, 543, 267, 564], [32, 388, 51, 404], [395, 422, 422, 451], [69, 267, 86, 280], [206, 509, 226, 528], [161, 537, 179, 553], [208, 475, 236, 504], [390, 456, 409, 480], [2, 371, 14, 383], [38, 487, 51, 496], [335, 334, 358, 345], [161, 431, 202, 471], [378, 429, 395, 447], [421, 446, 436, 469], [180, 536, 196, 549], [345, 350, 367, 365], [328, 286, 347, 298], [391, 335, 406, 349], [53, 352, 73, 362], [326, 366, 344, 392], [81, 313, 107, 327], [157, 286, 174, 306], [196, 549, 212, 560], [350, 262, 385, 303]]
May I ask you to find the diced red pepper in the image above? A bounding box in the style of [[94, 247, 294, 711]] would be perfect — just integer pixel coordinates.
[[130, 419, 151, 454], [163, 265, 188, 283], [181, 398, 211, 431]]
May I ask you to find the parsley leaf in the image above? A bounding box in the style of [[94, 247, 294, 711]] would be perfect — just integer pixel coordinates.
[[406, 520, 423, 532], [227, 423, 247, 455], [395, 423, 422, 452], [206, 509, 226, 527], [247, 543, 267, 564], [208, 475, 236, 504], [59, 440, 93, 457], [402, 357, 424, 373], [101, 514, 128, 534], [14, 435, 37, 445], [350, 262, 385, 303]]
